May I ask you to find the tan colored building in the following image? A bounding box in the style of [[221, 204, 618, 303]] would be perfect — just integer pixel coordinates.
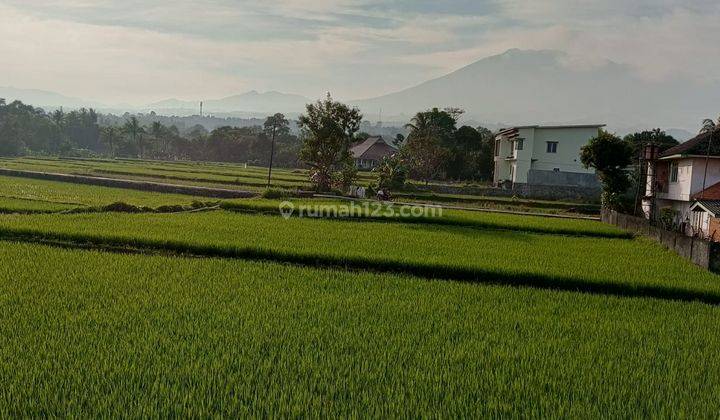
[[350, 136, 397, 170]]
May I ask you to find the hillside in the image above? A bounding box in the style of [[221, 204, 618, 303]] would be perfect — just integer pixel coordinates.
[[149, 90, 310, 115], [0, 86, 102, 109], [353, 49, 719, 131]]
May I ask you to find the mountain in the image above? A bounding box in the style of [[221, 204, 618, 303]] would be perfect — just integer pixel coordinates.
[[148, 90, 311, 115], [0, 86, 103, 109], [352, 49, 720, 132], [665, 128, 696, 142]]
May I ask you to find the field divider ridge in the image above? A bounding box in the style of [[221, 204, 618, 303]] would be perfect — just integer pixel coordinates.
[[0, 168, 258, 199], [0, 226, 715, 305], [314, 194, 600, 221], [85, 169, 301, 189], [219, 202, 631, 239]]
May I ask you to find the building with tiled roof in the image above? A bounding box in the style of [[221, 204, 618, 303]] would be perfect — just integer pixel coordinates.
[[350, 136, 397, 170], [645, 130, 720, 239]]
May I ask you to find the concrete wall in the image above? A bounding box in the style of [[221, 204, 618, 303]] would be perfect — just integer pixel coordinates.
[[417, 183, 601, 202], [526, 169, 600, 188], [602, 209, 720, 272], [652, 198, 695, 234]]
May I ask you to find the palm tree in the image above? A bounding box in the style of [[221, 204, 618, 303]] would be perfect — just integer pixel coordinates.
[[150, 121, 169, 156], [123, 117, 145, 158], [404, 112, 432, 136], [100, 126, 121, 157], [51, 109, 65, 128], [699, 116, 720, 199], [403, 111, 449, 185]]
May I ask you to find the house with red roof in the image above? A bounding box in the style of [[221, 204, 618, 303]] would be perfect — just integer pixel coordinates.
[[350, 136, 397, 170], [644, 131, 720, 239]]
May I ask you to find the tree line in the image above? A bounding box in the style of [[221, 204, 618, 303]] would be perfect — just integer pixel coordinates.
[[0, 99, 302, 167], [0, 99, 99, 156], [0, 96, 495, 188], [1, 96, 691, 195]]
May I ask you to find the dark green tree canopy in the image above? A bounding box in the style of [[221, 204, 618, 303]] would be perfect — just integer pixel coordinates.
[[623, 129, 678, 158], [298, 94, 362, 191], [581, 130, 633, 171], [264, 113, 290, 137], [581, 130, 633, 209], [402, 108, 495, 182]]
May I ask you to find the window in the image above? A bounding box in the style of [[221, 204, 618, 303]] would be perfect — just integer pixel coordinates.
[[515, 139, 524, 151], [670, 162, 678, 183], [546, 141, 558, 153], [494, 140, 500, 157]]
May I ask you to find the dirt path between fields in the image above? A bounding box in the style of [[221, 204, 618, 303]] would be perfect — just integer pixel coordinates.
[[0, 168, 257, 199], [313, 194, 601, 221]]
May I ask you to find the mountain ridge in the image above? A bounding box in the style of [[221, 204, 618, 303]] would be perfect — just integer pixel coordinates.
[[3, 49, 718, 132], [148, 90, 311, 114], [351, 49, 720, 132]]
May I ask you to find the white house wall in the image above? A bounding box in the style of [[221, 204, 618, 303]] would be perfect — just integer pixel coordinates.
[[530, 127, 597, 174], [494, 126, 599, 186], [493, 132, 517, 184], [690, 158, 720, 196], [665, 159, 694, 201], [510, 128, 535, 183], [662, 158, 720, 201]]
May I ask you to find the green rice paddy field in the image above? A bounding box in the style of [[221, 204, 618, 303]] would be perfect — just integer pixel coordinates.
[[0, 157, 595, 214], [0, 159, 718, 416]]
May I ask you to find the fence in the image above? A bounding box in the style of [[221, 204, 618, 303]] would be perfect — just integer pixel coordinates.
[[602, 209, 720, 272]]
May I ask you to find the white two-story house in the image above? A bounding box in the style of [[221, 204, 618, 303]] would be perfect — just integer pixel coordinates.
[[493, 124, 603, 188], [644, 131, 720, 239]]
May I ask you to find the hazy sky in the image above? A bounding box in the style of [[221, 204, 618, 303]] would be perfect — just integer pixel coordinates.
[[1, 0, 719, 105]]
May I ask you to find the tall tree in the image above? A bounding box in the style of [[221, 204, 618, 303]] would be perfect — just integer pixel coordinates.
[[123, 117, 145, 158], [474, 126, 495, 181], [263, 113, 289, 187], [580, 130, 633, 210], [99, 126, 122, 157], [403, 108, 460, 182], [298, 94, 362, 191], [149, 121, 172, 157], [0, 100, 56, 155]]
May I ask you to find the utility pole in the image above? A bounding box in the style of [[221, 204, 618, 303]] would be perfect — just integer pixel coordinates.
[[701, 129, 715, 199], [267, 125, 276, 188], [200, 101, 203, 118]]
